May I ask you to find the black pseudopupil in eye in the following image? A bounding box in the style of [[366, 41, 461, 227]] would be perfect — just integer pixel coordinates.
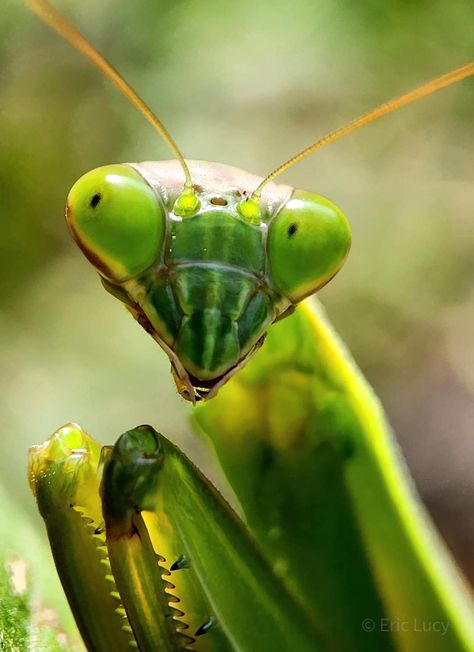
[[90, 193, 102, 209], [287, 223, 298, 237]]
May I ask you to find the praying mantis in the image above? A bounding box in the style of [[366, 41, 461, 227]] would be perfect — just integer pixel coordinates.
[[24, 0, 474, 650]]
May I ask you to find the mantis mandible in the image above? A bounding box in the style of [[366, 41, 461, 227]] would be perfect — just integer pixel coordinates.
[[26, 1, 474, 651]]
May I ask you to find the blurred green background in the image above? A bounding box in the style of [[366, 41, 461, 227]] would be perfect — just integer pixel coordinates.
[[1, 0, 473, 612]]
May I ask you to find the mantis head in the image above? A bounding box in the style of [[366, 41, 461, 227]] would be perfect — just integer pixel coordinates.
[[66, 161, 351, 401], [31, 0, 473, 399]]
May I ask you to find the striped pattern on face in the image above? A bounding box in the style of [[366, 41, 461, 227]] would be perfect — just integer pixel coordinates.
[[145, 265, 276, 381], [168, 208, 265, 273], [126, 204, 279, 381], [99, 171, 293, 391]]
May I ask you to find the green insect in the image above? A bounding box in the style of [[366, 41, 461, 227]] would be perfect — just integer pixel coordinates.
[[27, 0, 473, 403], [66, 160, 349, 401], [25, 1, 474, 651]]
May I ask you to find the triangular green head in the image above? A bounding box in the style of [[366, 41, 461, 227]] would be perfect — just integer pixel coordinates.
[[66, 160, 350, 400]]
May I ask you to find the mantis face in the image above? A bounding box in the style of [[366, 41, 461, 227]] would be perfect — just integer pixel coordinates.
[[67, 160, 351, 401]]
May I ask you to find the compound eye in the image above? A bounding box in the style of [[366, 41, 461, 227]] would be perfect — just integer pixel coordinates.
[[66, 164, 165, 282], [267, 190, 351, 303]]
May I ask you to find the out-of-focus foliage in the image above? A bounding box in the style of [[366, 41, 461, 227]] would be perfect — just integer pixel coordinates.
[[0, 0, 473, 622], [0, 481, 81, 650], [0, 554, 72, 651], [0, 558, 30, 651]]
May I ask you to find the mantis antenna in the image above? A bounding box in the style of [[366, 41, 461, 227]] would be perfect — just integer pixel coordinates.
[[27, 0, 194, 191], [252, 62, 474, 199]]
